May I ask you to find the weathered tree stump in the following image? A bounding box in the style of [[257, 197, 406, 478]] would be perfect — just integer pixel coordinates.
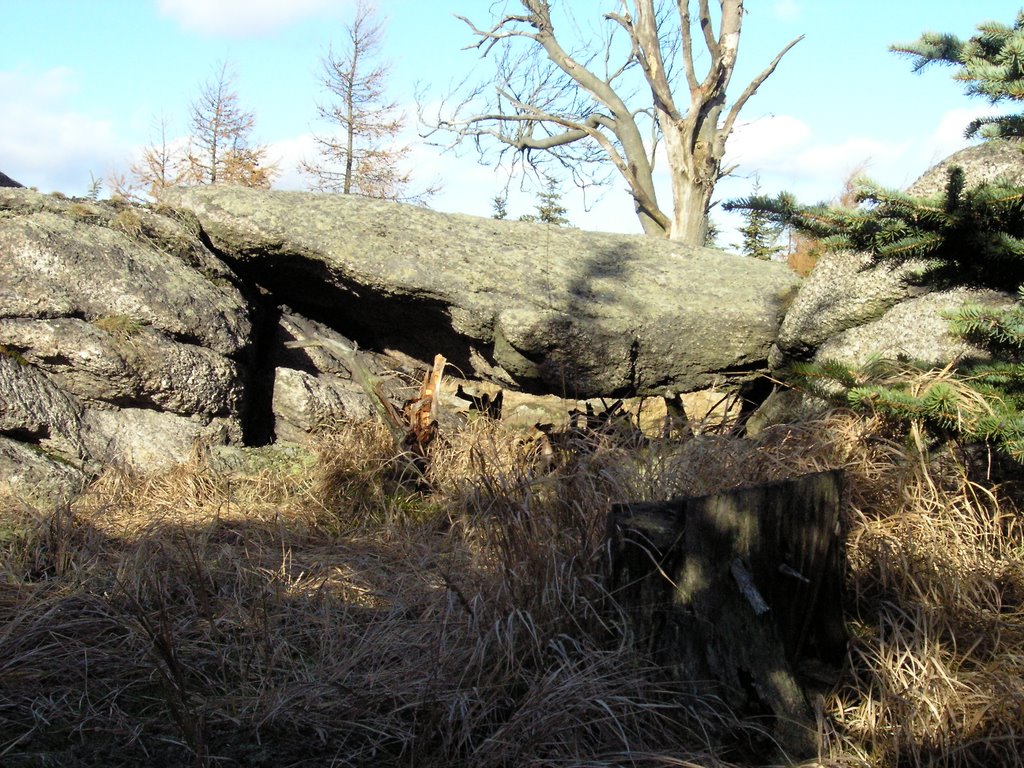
[[607, 470, 846, 759]]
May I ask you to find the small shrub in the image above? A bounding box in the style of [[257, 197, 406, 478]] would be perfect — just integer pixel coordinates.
[[67, 202, 102, 221], [113, 207, 144, 239], [92, 314, 145, 341], [0, 344, 30, 366]]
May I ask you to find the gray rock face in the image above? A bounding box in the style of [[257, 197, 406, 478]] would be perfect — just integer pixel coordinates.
[[0, 195, 250, 356], [771, 140, 1024, 370], [0, 353, 88, 461], [907, 139, 1024, 197], [272, 367, 374, 443], [164, 186, 800, 398], [814, 288, 1015, 369], [0, 188, 254, 490], [81, 408, 239, 471], [0, 436, 87, 507], [771, 250, 927, 367], [270, 311, 382, 442], [0, 317, 241, 416]]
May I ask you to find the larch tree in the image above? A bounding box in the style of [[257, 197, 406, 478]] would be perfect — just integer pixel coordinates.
[[186, 60, 276, 188], [425, 0, 801, 244], [117, 114, 190, 200], [303, 0, 433, 202]]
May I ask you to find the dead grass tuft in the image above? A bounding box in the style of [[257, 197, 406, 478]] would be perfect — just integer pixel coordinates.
[[1, 408, 1023, 765]]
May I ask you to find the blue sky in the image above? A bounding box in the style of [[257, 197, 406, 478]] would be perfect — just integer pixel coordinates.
[[1, 1, 1018, 246]]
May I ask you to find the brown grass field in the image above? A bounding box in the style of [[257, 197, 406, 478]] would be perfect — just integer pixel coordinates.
[[2, 408, 1023, 766]]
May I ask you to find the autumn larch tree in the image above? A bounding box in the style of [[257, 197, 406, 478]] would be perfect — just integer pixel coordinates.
[[113, 114, 190, 201], [303, 0, 433, 202], [186, 60, 276, 188], [426, 1, 801, 244]]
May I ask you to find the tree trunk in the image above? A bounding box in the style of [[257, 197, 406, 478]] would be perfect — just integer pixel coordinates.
[[662, 113, 722, 244], [668, 164, 713, 244], [607, 470, 847, 760]]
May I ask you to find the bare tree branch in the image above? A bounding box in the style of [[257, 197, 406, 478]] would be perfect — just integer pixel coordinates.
[[425, 1, 800, 243], [718, 34, 805, 151]]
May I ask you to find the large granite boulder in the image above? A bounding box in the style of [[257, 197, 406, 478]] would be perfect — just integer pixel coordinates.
[[772, 140, 1023, 371], [0, 189, 253, 499], [906, 139, 1024, 198], [163, 186, 800, 399]]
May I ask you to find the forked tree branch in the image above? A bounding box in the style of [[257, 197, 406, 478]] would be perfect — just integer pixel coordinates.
[[428, 1, 801, 242]]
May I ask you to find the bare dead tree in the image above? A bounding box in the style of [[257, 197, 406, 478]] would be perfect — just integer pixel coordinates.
[[303, 0, 438, 203], [424, 1, 801, 244]]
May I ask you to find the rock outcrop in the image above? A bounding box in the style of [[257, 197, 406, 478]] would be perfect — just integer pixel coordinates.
[[0, 171, 23, 188], [163, 186, 800, 399], [269, 310, 405, 443], [0, 190, 253, 499], [2, 183, 805, 507], [770, 140, 1023, 371], [9, 137, 1020, 510]]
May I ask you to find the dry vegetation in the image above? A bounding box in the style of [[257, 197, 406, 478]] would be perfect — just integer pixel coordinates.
[[2, 409, 1023, 767]]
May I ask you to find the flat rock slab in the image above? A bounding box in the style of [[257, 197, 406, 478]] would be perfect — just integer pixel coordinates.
[[165, 187, 800, 398]]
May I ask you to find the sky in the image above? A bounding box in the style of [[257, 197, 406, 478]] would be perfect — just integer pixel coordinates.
[[1, 1, 1018, 249]]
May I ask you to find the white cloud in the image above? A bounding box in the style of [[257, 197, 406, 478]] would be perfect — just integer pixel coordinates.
[[725, 115, 812, 170], [157, 0, 350, 37], [772, 0, 801, 21], [266, 133, 320, 191], [0, 67, 127, 194], [793, 137, 909, 184], [907, 106, 999, 173], [722, 110, 982, 199]]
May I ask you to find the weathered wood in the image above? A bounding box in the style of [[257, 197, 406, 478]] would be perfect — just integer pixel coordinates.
[[403, 354, 446, 455], [607, 469, 846, 759]]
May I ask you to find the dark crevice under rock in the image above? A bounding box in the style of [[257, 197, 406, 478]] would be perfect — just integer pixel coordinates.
[[241, 300, 281, 446], [219, 249, 485, 388]]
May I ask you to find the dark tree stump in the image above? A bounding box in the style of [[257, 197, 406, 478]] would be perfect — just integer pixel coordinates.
[[608, 470, 846, 758]]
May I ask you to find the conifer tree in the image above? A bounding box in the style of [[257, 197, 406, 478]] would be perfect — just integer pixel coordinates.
[[726, 11, 1024, 461], [891, 10, 1024, 140], [186, 60, 276, 188], [302, 1, 435, 202], [491, 192, 508, 220], [733, 176, 784, 259], [519, 176, 570, 226], [534, 176, 570, 226]]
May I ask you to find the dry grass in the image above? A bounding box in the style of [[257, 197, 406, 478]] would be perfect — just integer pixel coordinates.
[[1, 408, 1023, 766]]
